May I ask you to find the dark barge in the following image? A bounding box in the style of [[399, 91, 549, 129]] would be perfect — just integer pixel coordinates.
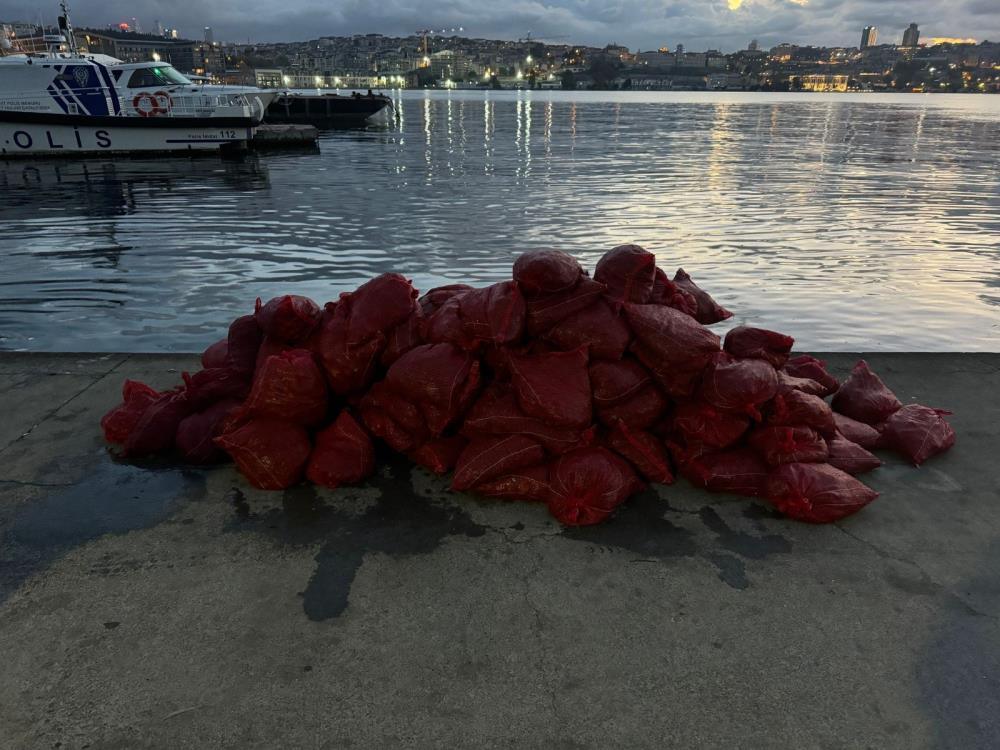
[[264, 91, 394, 127]]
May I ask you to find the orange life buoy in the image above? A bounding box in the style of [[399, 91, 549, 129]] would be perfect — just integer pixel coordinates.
[[132, 92, 158, 117]]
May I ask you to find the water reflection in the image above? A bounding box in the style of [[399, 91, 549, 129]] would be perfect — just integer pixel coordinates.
[[1, 91, 998, 352]]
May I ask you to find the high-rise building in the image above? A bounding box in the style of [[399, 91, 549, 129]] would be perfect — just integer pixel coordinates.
[[902, 23, 919, 47], [860, 26, 877, 49], [675, 43, 684, 56], [203, 26, 213, 44], [748, 39, 759, 51]]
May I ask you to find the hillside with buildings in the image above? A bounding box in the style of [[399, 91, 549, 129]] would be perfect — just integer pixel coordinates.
[[4, 19, 999, 92]]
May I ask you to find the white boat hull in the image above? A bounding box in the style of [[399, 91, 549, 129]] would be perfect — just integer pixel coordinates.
[[0, 118, 254, 156]]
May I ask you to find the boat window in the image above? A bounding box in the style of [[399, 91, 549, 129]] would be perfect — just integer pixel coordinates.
[[126, 66, 191, 88]]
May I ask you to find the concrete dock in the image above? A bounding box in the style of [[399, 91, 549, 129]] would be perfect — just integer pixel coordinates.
[[251, 123, 320, 150], [1, 352, 998, 749]]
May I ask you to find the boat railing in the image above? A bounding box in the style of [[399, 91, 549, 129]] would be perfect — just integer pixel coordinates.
[[1, 86, 259, 120], [116, 91, 253, 118]]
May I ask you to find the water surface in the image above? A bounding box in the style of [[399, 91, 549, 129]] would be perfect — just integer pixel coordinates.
[[1, 90, 998, 352]]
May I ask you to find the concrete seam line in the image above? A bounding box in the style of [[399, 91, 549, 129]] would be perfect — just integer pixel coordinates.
[[0, 355, 130, 457]]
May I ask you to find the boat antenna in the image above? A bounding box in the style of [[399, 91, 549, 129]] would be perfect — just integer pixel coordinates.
[[57, 1, 78, 54]]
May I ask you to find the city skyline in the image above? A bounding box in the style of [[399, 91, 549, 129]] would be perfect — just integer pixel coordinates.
[[1, 0, 997, 52]]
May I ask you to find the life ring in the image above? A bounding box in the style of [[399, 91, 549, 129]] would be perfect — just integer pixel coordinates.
[[132, 92, 158, 117], [132, 91, 173, 117]]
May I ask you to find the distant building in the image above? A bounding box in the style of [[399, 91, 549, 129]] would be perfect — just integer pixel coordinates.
[[902, 23, 919, 48], [798, 74, 849, 92], [635, 50, 675, 67], [748, 39, 759, 52], [203, 26, 213, 44], [861, 26, 877, 50], [80, 29, 178, 64], [675, 44, 684, 56]]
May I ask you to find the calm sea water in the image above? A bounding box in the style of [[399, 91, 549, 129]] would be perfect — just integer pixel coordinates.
[[1, 90, 998, 352]]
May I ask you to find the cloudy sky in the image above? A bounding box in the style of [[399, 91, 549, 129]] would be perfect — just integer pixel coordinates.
[[3, 0, 996, 51]]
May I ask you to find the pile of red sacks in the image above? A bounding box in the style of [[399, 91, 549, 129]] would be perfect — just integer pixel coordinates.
[[101, 246, 956, 526]]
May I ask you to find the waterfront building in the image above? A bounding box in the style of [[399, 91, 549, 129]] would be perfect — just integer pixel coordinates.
[[861, 26, 877, 50], [798, 74, 849, 92], [902, 23, 920, 48]]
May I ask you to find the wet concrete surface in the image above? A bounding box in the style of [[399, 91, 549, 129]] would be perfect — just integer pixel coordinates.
[[0, 352, 998, 749]]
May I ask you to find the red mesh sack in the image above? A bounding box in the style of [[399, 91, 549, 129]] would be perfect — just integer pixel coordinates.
[[672, 268, 732, 325], [723, 326, 795, 369], [182, 367, 251, 410], [596, 384, 667, 431], [214, 418, 311, 490], [624, 303, 721, 398], [305, 411, 375, 489], [255, 294, 322, 344], [826, 434, 882, 475], [699, 353, 778, 420], [343, 273, 418, 345], [101, 380, 161, 444], [776, 370, 827, 397], [472, 464, 551, 502], [254, 336, 295, 373], [225, 314, 263, 377], [649, 267, 699, 317], [764, 463, 878, 523], [525, 276, 607, 336], [674, 445, 768, 497], [452, 435, 546, 491], [359, 396, 424, 453], [768, 390, 836, 437], [201, 339, 229, 369], [833, 413, 883, 449], [419, 284, 473, 315], [175, 398, 242, 465], [881, 404, 956, 466], [784, 355, 839, 397], [244, 349, 328, 427], [543, 300, 630, 360], [381, 309, 425, 367], [832, 360, 903, 425], [513, 249, 583, 295], [607, 421, 674, 484], [458, 281, 526, 346], [547, 447, 643, 526], [594, 244, 656, 304], [124, 388, 194, 457], [408, 435, 467, 474], [460, 385, 594, 455], [316, 302, 385, 395], [508, 347, 591, 429], [590, 358, 653, 407], [422, 295, 466, 346], [749, 425, 828, 467], [385, 343, 481, 436], [671, 401, 749, 449]]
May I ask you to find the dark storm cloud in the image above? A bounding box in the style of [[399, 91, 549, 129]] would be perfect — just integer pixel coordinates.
[[3, 0, 997, 50]]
